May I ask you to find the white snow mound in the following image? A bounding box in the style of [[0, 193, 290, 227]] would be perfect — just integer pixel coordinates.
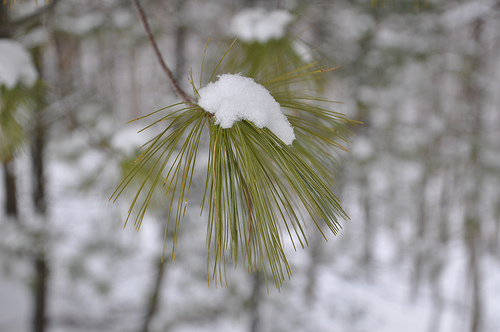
[[0, 39, 38, 89], [231, 8, 293, 43], [198, 74, 295, 145]]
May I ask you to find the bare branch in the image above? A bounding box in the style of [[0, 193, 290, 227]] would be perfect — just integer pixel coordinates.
[[131, 0, 194, 104]]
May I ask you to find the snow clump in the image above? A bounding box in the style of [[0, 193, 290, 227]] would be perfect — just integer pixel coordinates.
[[0, 39, 38, 89], [230, 8, 293, 43], [198, 74, 295, 145]]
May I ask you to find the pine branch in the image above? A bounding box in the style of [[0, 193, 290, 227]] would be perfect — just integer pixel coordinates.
[[112, 29, 355, 288], [131, 0, 194, 104]]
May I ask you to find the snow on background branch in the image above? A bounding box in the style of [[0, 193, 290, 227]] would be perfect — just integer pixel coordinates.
[[230, 8, 293, 43], [0, 39, 37, 89]]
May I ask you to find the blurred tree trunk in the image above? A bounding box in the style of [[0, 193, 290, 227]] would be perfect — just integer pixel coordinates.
[[32, 255, 48, 332], [0, 2, 11, 38], [53, 31, 80, 129], [54, 32, 80, 95], [173, 0, 186, 81], [3, 160, 18, 217], [410, 147, 430, 300], [304, 230, 323, 305], [31, 46, 49, 332], [129, 48, 141, 117], [427, 68, 448, 332], [249, 272, 262, 332], [360, 172, 373, 271], [174, 24, 186, 81], [463, 17, 485, 332], [174, 0, 187, 94], [139, 257, 166, 332], [31, 132, 49, 332], [242, 0, 255, 7]]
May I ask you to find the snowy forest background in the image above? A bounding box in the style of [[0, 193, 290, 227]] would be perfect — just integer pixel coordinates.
[[1, 0, 500, 331]]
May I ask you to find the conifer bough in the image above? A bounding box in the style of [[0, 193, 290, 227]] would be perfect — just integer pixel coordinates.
[[116, 0, 354, 288]]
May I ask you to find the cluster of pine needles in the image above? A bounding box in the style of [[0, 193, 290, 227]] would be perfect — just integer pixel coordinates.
[[111, 39, 356, 289]]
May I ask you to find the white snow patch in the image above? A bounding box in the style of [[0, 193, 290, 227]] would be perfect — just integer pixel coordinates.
[[230, 8, 293, 43], [111, 9, 133, 29], [198, 74, 295, 145], [57, 13, 105, 36], [0, 39, 38, 89], [0, 278, 30, 331], [111, 124, 146, 156], [351, 136, 375, 160], [19, 27, 48, 49]]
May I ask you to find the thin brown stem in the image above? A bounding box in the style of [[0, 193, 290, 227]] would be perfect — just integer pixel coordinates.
[[131, 0, 194, 104]]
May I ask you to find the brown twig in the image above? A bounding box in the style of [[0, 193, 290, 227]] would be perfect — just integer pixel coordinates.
[[131, 0, 194, 104]]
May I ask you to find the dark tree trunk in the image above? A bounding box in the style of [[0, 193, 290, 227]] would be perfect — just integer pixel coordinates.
[[360, 170, 373, 279], [174, 25, 186, 82], [410, 150, 430, 300], [31, 46, 49, 332], [3, 160, 18, 217], [242, 0, 256, 7], [31, 121, 49, 332], [33, 254, 49, 332], [173, 0, 187, 82], [464, 18, 484, 332], [304, 230, 323, 305], [249, 273, 262, 332], [139, 258, 166, 332], [32, 124, 46, 215], [0, 3, 11, 38]]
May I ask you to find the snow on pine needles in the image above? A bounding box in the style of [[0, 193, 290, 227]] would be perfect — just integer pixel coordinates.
[[197, 73, 295, 145]]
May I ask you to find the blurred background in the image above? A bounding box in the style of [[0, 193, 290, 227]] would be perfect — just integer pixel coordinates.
[[1, 0, 500, 331]]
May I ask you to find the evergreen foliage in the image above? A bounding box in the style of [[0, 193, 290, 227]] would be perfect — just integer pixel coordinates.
[[111, 41, 356, 288], [0, 83, 37, 163]]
